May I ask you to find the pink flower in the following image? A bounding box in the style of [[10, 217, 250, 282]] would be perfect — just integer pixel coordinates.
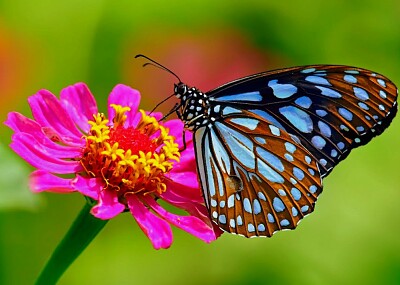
[[5, 83, 221, 249]]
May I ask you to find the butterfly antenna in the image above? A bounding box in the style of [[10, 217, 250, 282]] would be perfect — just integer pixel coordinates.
[[135, 54, 182, 83], [149, 93, 177, 114]]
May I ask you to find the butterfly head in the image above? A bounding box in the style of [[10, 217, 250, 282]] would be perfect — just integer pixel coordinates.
[[173, 82, 211, 130], [174, 82, 188, 99]]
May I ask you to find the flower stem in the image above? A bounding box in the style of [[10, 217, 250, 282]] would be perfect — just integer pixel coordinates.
[[35, 202, 108, 285]]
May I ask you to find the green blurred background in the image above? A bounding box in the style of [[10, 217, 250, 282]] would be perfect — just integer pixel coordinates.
[[1, 0, 400, 284]]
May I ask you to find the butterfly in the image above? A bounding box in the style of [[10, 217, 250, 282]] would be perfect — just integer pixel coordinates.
[[136, 55, 398, 238]]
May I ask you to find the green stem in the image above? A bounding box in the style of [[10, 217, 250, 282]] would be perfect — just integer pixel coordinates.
[[35, 202, 108, 285]]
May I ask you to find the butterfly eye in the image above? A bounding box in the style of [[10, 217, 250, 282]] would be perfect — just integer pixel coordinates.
[[174, 83, 188, 96]]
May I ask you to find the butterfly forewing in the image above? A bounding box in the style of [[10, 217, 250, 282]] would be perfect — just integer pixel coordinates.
[[194, 111, 322, 237], [208, 65, 398, 177]]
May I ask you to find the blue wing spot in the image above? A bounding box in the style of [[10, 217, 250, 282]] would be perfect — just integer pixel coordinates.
[[228, 195, 235, 208], [255, 136, 266, 145], [237, 215, 243, 226], [379, 104, 385, 111], [316, 109, 328, 117], [229, 219, 236, 228], [257, 223, 266, 231], [355, 138, 361, 143], [301, 205, 310, 212], [309, 185, 317, 194], [268, 79, 298, 98], [311, 135, 326, 149], [258, 192, 267, 201], [356, 126, 365, 132], [319, 159, 328, 166], [358, 102, 369, 110], [308, 168, 315, 176], [318, 121, 332, 137], [222, 106, 242, 115], [253, 199, 262, 214], [220, 201, 226, 208], [273, 197, 285, 212], [284, 153, 294, 162], [338, 108, 353, 121], [285, 142, 296, 153], [293, 167, 305, 180], [248, 223, 255, 232], [305, 75, 331, 86], [212, 211, 218, 219], [280, 219, 290, 226], [340, 124, 350, 132], [305, 155, 312, 164], [278, 189, 286, 196], [377, 78, 386, 87], [316, 86, 342, 98], [216, 91, 263, 102], [258, 159, 285, 183], [218, 215, 227, 224], [269, 125, 281, 136], [243, 198, 252, 213], [344, 74, 357, 84], [267, 213, 275, 223], [292, 207, 299, 217], [295, 96, 312, 109], [353, 87, 369, 100], [211, 199, 217, 207], [301, 67, 316, 73], [230, 118, 259, 130], [250, 109, 287, 131], [337, 142, 345, 150], [344, 70, 360, 74], [331, 149, 338, 157], [257, 147, 285, 172], [291, 187, 302, 201], [373, 115, 379, 120], [290, 177, 297, 185], [380, 90, 387, 99], [279, 106, 313, 133]]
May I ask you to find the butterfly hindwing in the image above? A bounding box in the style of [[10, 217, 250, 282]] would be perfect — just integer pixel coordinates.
[[194, 111, 323, 237], [208, 65, 398, 177]]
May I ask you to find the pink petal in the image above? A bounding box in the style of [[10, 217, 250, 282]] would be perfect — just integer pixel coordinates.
[[144, 196, 217, 243], [127, 194, 173, 249], [169, 143, 197, 173], [165, 171, 199, 190], [60, 83, 98, 133], [10, 133, 82, 174], [28, 90, 83, 145], [71, 175, 101, 200], [107, 84, 141, 127], [5, 112, 84, 157], [163, 119, 185, 146], [29, 170, 75, 193], [91, 188, 125, 219], [147, 111, 163, 121]]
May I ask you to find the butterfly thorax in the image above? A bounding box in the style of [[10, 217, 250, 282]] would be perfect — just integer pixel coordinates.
[[174, 83, 212, 130]]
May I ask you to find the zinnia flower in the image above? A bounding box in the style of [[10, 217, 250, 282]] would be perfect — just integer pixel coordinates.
[[5, 83, 220, 249]]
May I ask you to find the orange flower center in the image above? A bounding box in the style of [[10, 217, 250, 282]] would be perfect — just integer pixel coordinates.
[[80, 105, 180, 203]]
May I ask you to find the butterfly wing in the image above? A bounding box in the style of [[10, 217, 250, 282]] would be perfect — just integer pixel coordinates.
[[193, 111, 322, 237], [207, 65, 398, 177]]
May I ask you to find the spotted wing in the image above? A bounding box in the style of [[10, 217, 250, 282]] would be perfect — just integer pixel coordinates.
[[207, 65, 398, 177], [194, 112, 323, 237]]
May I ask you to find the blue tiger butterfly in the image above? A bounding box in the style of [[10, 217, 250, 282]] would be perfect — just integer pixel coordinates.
[[136, 55, 398, 237]]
